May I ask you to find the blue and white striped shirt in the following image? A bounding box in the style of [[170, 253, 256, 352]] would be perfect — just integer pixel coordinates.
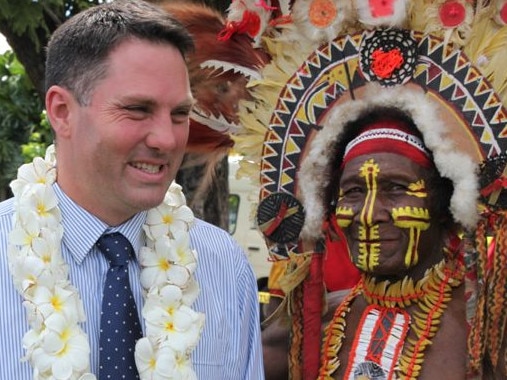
[[0, 184, 264, 379]]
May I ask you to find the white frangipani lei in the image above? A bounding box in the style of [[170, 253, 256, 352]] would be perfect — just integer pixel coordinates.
[[8, 145, 205, 380]]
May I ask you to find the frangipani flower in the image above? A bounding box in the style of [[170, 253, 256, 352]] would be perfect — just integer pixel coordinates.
[[135, 338, 178, 380], [165, 182, 188, 207], [9, 217, 41, 250], [144, 203, 193, 239], [32, 284, 86, 322], [139, 239, 191, 289], [9, 241, 68, 296], [9, 254, 52, 294], [32, 229, 67, 271], [143, 285, 203, 351], [10, 157, 56, 197], [30, 313, 90, 379], [171, 233, 197, 273], [169, 350, 198, 380], [17, 184, 61, 229]]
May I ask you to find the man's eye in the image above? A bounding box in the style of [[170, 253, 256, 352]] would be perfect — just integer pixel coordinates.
[[171, 109, 191, 123], [124, 105, 149, 113], [173, 109, 191, 117], [342, 187, 364, 196], [387, 183, 408, 192]]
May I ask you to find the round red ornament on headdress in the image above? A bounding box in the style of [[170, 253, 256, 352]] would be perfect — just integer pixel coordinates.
[[369, 0, 395, 18], [309, 0, 337, 28], [439, 1, 466, 28], [360, 28, 417, 86], [499, 2, 507, 25]]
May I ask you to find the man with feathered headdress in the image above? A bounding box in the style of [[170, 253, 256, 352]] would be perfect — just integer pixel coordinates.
[[221, 0, 507, 378]]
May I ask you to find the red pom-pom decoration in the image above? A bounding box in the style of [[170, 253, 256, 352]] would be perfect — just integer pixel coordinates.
[[371, 48, 404, 79], [439, 1, 466, 27], [217, 10, 261, 41], [499, 2, 507, 25], [369, 0, 395, 18]]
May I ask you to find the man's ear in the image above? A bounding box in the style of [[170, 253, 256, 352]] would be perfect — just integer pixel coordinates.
[[45, 85, 76, 139]]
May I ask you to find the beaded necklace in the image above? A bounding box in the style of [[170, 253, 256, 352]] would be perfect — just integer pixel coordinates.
[[318, 257, 464, 379]]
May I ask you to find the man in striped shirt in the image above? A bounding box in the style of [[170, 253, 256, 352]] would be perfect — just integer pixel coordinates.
[[0, 1, 263, 379]]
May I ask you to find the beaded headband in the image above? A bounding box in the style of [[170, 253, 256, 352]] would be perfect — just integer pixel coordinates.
[[342, 120, 432, 168]]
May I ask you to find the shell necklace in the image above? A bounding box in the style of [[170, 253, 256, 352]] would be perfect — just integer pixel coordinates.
[[319, 257, 464, 379]]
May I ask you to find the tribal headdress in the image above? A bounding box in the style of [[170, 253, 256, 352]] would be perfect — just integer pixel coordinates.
[[220, 0, 507, 378], [159, 1, 269, 188]]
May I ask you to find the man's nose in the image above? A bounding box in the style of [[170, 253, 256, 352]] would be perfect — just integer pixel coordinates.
[[145, 117, 178, 151], [357, 195, 392, 226]]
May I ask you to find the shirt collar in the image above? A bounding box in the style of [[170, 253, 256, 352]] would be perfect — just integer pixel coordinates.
[[54, 184, 147, 264]]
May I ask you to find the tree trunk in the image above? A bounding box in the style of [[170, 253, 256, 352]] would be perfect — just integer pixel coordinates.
[[176, 155, 229, 230], [0, 0, 231, 228]]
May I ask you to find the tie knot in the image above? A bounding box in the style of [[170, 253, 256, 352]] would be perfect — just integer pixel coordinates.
[[97, 232, 133, 267]]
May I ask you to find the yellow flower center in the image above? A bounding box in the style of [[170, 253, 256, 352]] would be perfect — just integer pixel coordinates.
[[57, 329, 71, 357], [162, 214, 173, 225], [165, 321, 175, 332], [51, 295, 63, 311], [24, 233, 35, 246], [36, 202, 48, 216], [60, 327, 70, 341], [158, 259, 170, 271], [176, 354, 186, 367]]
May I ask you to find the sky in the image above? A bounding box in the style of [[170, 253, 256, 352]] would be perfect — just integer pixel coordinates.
[[0, 34, 10, 53]]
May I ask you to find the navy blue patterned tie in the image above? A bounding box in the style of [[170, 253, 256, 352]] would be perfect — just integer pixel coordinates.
[[97, 232, 142, 379]]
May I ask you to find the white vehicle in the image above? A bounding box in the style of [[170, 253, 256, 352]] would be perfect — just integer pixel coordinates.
[[228, 156, 271, 292]]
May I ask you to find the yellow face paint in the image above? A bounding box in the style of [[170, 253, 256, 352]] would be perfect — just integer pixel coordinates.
[[338, 157, 433, 272], [359, 159, 379, 226], [392, 206, 431, 267], [336, 206, 353, 228], [357, 225, 380, 271], [355, 159, 381, 272], [395, 179, 430, 267], [406, 180, 428, 198]]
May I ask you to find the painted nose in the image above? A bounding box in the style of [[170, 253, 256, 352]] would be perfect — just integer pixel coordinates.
[[357, 195, 392, 226]]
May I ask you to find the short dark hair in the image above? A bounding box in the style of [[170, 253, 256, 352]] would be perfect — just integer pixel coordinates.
[[45, 0, 195, 105]]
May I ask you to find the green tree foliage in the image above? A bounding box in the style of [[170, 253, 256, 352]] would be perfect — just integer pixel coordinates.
[[0, 51, 46, 198], [0, 0, 102, 98], [0, 1, 102, 199], [0, 0, 100, 46], [0, 1, 230, 227], [0, 0, 63, 52]]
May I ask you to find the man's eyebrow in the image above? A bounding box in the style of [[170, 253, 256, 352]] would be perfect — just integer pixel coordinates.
[[118, 96, 195, 108], [118, 96, 156, 106]]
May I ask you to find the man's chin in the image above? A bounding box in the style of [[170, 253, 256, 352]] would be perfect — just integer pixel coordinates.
[[131, 190, 168, 210], [352, 258, 412, 281]]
